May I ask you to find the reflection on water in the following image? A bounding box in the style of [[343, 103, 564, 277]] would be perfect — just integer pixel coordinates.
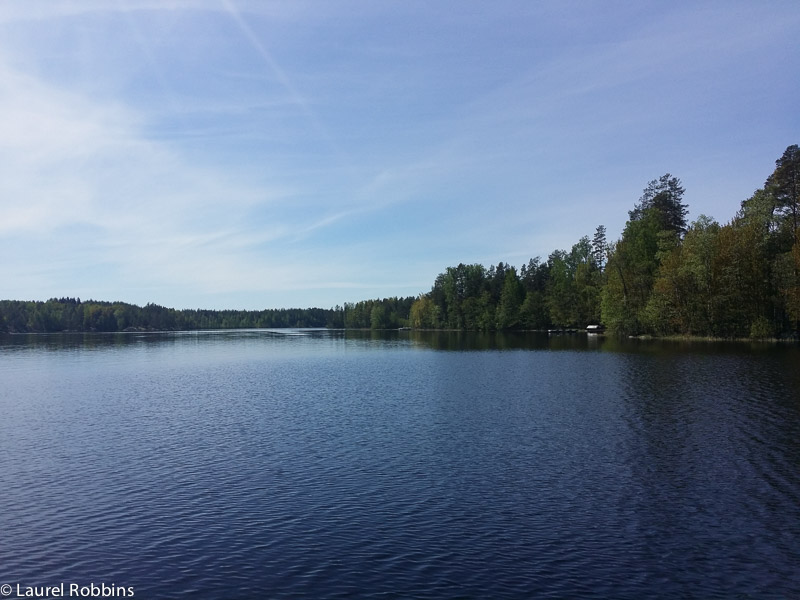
[[3, 328, 797, 355], [0, 330, 799, 598]]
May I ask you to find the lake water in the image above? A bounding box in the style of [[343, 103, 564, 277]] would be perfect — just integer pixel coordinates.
[[1, 330, 799, 599]]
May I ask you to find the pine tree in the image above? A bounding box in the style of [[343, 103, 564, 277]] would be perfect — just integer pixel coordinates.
[[629, 174, 688, 235]]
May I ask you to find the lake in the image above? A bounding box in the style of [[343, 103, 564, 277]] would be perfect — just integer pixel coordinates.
[[1, 330, 799, 599]]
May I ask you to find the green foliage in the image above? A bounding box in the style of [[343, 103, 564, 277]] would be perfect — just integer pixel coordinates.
[[344, 297, 414, 329], [496, 267, 524, 329], [767, 144, 800, 242], [370, 304, 389, 329], [547, 250, 575, 327], [600, 146, 800, 338], [642, 216, 720, 335], [629, 174, 688, 235], [710, 220, 768, 337], [410, 295, 439, 329], [0, 299, 352, 333], [519, 258, 550, 329], [749, 316, 773, 339], [600, 242, 638, 336], [602, 209, 662, 334], [421, 234, 603, 332]]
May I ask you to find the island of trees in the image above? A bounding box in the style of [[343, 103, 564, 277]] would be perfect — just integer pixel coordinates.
[[2, 145, 798, 339]]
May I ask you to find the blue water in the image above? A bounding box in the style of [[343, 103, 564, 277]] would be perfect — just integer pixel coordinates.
[[1, 330, 799, 599]]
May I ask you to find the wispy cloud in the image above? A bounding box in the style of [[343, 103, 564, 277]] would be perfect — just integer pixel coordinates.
[[1, 1, 798, 308], [0, 49, 323, 303], [0, 43, 427, 307]]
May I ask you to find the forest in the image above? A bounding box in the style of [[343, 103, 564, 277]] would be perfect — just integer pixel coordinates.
[[1, 145, 798, 338], [407, 144, 800, 339], [0, 295, 417, 334], [0, 298, 341, 333]]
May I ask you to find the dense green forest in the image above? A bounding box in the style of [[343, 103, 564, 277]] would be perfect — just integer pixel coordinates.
[[409, 144, 800, 338], [2, 145, 798, 338], [0, 298, 336, 333], [0, 296, 417, 334]]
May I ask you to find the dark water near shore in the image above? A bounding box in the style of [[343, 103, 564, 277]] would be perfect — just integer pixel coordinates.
[[1, 330, 799, 599]]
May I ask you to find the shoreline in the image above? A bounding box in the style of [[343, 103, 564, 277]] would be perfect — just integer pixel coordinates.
[[3, 328, 797, 344]]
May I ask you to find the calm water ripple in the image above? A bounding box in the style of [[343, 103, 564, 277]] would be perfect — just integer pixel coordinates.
[[1, 330, 799, 599]]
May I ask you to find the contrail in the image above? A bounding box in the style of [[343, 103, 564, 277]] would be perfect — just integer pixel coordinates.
[[219, 0, 351, 171]]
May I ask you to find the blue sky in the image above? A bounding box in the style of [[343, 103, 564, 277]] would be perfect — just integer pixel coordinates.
[[1, 1, 798, 310]]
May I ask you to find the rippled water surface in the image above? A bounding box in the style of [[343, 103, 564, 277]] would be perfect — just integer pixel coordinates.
[[1, 330, 799, 599]]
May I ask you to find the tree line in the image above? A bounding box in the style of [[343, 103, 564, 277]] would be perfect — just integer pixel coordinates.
[[2, 145, 798, 338], [409, 144, 800, 338], [0, 296, 418, 333], [0, 298, 339, 333]]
